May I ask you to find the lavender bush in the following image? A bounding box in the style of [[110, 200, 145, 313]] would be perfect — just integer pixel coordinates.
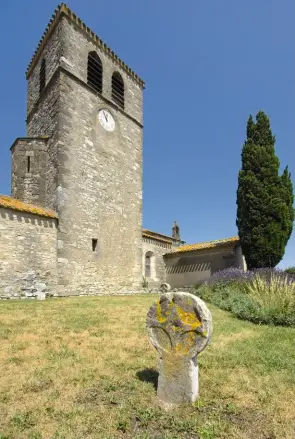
[[253, 268, 295, 286], [196, 266, 295, 326], [206, 267, 295, 287], [206, 267, 253, 286]]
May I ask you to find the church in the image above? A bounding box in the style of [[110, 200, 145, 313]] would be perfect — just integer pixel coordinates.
[[0, 4, 246, 299]]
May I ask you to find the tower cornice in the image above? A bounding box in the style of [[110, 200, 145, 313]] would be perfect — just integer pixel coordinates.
[[25, 3, 145, 88]]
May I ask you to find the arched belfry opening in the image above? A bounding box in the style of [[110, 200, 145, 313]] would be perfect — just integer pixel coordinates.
[[112, 72, 124, 108], [87, 51, 103, 94]]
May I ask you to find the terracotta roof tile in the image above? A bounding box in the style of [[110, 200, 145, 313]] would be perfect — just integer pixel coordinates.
[[0, 196, 58, 219]]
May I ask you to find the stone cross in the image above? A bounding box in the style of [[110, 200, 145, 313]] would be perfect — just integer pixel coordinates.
[[146, 292, 212, 407]]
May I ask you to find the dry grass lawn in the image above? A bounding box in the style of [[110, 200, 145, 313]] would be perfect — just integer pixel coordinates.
[[0, 294, 294, 439]]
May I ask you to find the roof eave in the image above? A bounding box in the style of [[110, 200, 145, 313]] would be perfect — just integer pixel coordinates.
[[164, 241, 240, 257], [0, 196, 58, 219], [10, 136, 50, 151]]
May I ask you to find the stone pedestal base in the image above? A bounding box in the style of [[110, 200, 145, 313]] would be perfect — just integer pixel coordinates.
[[157, 354, 199, 405]]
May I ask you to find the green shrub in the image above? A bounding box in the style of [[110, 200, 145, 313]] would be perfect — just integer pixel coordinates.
[[196, 272, 295, 327], [242, 272, 295, 325], [197, 283, 247, 313], [245, 272, 295, 311], [142, 277, 149, 289], [285, 266, 295, 274]]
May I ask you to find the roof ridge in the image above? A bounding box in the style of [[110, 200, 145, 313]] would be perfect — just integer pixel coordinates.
[[142, 229, 174, 240], [142, 231, 172, 244], [26, 3, 145, 87], [188, 236, 239, 245], [166, 236, 240, 255]]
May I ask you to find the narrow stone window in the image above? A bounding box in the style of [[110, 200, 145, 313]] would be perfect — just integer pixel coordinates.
[[27, 156, 31, 173], [92, 239, 98, 252], [145, 254, 151, 277], [112, 72, 124, 109], [39, 58, 46, 94], [87, 52, 103, 94]]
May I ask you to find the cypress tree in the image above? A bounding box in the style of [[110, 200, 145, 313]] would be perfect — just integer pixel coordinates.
[[236, 111, 294, 269]]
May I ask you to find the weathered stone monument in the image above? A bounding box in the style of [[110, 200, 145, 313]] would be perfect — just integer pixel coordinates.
[[147, 292, 212, 407]]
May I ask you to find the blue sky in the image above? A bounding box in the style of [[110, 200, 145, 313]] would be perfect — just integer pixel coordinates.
[[0, 1, 294, 267]]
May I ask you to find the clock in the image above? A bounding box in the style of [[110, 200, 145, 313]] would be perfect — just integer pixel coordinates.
[[98, 109, 115, 132]]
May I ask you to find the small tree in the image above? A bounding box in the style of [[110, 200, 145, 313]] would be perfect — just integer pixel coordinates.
[[236, 111, 294, 269]]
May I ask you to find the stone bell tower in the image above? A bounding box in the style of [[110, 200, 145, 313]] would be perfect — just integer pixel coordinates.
[[172, 220, 181, 248], [172, 220, 181, 241], [11, 3, 145, 295]]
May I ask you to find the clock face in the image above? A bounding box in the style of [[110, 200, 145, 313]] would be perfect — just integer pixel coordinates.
[[98, 109, 115, 132]]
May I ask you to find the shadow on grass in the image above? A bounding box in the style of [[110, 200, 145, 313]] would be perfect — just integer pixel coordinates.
[[136, 368, 158, 390]]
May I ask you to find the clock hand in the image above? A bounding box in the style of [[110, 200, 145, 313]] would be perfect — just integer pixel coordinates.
[[104, 111, 108, 122]]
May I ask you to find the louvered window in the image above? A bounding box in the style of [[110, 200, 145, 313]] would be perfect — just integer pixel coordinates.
[[87, 51, 103, 94], [39, 58, 46, 95], [112, 72, 124, 109]]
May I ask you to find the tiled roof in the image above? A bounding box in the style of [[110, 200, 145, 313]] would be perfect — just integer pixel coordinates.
[[0, 196, 58, 219], [167, 236, 240, 255], [143, 229, 174, 241], [26, 3, 145, 88]]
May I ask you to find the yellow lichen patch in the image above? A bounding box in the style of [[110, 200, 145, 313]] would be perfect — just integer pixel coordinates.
[[156, 300, 203, 333], [154, 299, 208, 356], [174, 331, 196, 355], [156, 300, 167, 324], [175, 305, 201, 330]]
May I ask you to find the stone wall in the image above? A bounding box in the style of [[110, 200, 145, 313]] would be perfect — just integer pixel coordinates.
[[26, 71, 60, 211], [27, 19, 63, 115], [142, 237, 172, 287], [11, 138, 48, 207], [13, 22, 61, 212], [0, 207, 57, 299], [164, 248, 237, 288], [54, 69, 142, 295]]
